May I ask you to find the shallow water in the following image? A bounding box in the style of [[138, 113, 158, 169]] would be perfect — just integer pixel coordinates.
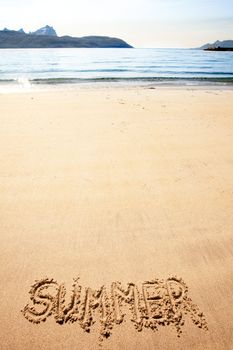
[[0, 48, 232, 89]]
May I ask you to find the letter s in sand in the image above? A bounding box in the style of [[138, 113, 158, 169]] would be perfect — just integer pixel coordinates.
[[22, 278, 58, 323]]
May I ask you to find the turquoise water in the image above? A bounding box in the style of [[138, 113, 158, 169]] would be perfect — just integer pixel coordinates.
[[0, 48, 233, 87]]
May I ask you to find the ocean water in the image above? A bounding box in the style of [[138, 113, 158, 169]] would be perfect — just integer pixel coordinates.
[[0, 48, 233, 90]]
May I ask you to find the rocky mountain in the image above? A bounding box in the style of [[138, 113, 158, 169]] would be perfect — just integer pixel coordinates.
[[32, 25, 57, 37], [198, 40, 233, 50], [3, 27, 25, 33], [0, 28, 132, 48]]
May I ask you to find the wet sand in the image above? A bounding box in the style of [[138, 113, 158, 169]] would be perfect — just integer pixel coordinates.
[[0, 87, 233, 349]]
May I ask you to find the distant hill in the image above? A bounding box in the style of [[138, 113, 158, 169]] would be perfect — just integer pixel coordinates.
[[32, 25, 57, 37], [0, 27, 132, 48], [198, 40, 233, 50]]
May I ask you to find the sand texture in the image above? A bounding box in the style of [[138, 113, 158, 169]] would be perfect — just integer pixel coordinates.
[[0, 87, 233, 349]]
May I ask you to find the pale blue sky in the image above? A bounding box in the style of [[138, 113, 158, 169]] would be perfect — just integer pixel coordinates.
[[0, 0, 232, 47]]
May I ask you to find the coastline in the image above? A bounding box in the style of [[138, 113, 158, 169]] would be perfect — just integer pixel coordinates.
[[1, 78, 233, 94]]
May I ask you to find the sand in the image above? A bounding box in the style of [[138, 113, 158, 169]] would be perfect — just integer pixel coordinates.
[[0, 86, 232, 349]]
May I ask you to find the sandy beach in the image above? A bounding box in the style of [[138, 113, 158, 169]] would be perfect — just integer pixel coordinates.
[[0, 86, 233, 349]]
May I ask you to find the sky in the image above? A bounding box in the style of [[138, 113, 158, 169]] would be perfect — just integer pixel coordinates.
[[0, 0, 232, 47]]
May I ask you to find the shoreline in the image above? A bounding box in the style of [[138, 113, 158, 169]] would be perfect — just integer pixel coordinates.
[[1, 78, 233, 94]]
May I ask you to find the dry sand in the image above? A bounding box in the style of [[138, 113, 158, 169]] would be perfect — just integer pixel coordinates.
[[0, 86, 232, 349]]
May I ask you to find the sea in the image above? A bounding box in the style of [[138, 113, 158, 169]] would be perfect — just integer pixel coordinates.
[[0, 48, 233, 91]]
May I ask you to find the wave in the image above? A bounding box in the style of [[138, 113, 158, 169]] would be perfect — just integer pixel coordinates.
[[29, 77, 233, 85], [0, 77, 233, 86]]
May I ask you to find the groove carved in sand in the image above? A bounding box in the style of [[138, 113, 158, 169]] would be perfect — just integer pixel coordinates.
[[22, 276, 208, 340]]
